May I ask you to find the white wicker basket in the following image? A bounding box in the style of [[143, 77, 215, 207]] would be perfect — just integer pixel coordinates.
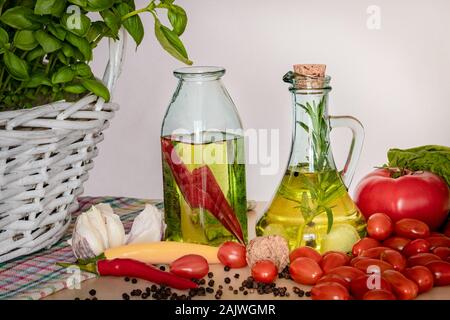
[[0, 30, 126, 263]]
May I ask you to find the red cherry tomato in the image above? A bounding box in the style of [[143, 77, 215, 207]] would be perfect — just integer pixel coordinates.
[[407, 253, 442, 267], [354, 258, 394, 273], [321, 252, 349, 274], [327, 266, 365, 283], [433, 247, 450, 260], [395, 218, 430, 239], [403, 266, 434, 293], [362, 289, 396, 300], [383, 237, 411, 251], [350, 275, 392, 299], [322, 251, 351, 264], [367, 213, 394, 241], [402, 239, 431, 257], [169, 254, 209, 279], [425, 236, 450, 250], [380, 249, 407, 271], [289, 246, 322, 264], [217, 241, 247, 268], [382, 270, 419, 300], [425, 260, 450, 286], [251, 260, 277, 284], [359, 246, 391, 259], [289, 257, 323, 285], [311, 282, 350, 300], [316, 274, 350, 290], [354, 169, 449, 230], [350, 256, 366, 267], [352, 238, 380, 256], [444, 221, 450, 237]]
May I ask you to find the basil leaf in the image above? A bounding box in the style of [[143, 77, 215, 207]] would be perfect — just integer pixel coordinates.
[[48, 23, 67, 41], [3, 50, 30, 80], [34, 0, 64, 15], [72, 62, 92, 78], [81, 78, 110, 101], [52, 66, 75, 84], [64, 83, 87, 94], [154, 18, 192, 65], [0, 6, 40, 30], [25, 72, 52, 88], [26, 47, 45, 61], [100, 9, 120, 36], [66, 32, 92, 60], [35, 30, 62, 53], [61, 12, 91, 37], [168, 5, 187, 36], [0, 27, 9, 46], [57, 51, 69, 65], [13, 30, 38, 50], [86, 0, 113, 12], [116, 3, 144, 46], [68, 0, 87, 7], [61, 43, 75, 57], [86, 21, 106, 43]]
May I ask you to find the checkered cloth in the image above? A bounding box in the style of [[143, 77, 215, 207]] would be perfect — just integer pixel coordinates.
[[0, 197, 155, 300]]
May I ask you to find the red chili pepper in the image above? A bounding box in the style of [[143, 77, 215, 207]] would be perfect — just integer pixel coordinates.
[[58, 259, 198, 290], [161, 138, 244, 243]]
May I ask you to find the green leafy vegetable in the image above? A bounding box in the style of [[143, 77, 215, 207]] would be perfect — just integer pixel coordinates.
[[388, 145, 450, 186]]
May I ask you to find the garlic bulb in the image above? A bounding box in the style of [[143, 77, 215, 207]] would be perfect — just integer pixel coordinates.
[[70, 204, 125, 259], [126, 204, 166, 244]]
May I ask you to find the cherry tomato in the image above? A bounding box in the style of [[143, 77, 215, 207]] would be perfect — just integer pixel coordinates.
[[444, 221, 450, 237], [425, 236, 450, 250], [289, 246, 322, 264], [429, 232, 447, 237], [362, 289, 396, 300], [350, 275, 392, 299], [395, 218, 430, 239], [327, 266, 365, 283], [289, 257, 323, 285], [316, 274, 350, 290], [354, 258, 394, 273], [321, 252, 349, 274], [403, 266, 434, 293], [251, 260, 277, 284], [217, 241, 247, 268], [425, 260, 450, 286], [170, 254, 209, 279], [380, 249, 407, 271], [359, 246, 390, 259], [402, 239, 431, 257], [350, 256, 366, 267], [322, 251, 351, 264], [433, 247, 450, 260], [367, 213, 394, 241], [382, 270, 419, 300], [383, 236, 411, 251], [352, 237, 380, 256], [311, 282, 350, 300], [354, 169, 449, 230], [407, 253, 442, 267]]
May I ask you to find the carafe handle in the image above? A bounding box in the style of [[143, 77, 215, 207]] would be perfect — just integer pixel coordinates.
[[329, 116, 365, 188]]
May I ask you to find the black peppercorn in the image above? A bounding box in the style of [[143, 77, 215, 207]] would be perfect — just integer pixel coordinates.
[[206, 287, 214, 294], [208, 280, 215, 287], [208, 272, 214, 278], [305, 291, 311, 297], [89, 289, 96, 296], [224, 277, 231, 284], [131, 278, 137, 284], [234, 273, 240, 279], [243, 290, 248, 295], [199, 279, 206, 285], [124, 277, 130, 282], [159, 265, 166, 271], [233, 290, 238, 295], [224, 266, 230, 272], [122, 293, 130, 300]]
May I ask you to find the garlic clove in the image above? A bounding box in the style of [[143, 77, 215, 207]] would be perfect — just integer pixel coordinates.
[[126, 204, 166, 244], [85, 205, 109, 249], [96, 203, 115, 216], [71, 214, 105, 259], [103, 211, 126, 248]]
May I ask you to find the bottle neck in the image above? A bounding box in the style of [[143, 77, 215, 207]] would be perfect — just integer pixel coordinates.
[[288, 89, 336, 172]]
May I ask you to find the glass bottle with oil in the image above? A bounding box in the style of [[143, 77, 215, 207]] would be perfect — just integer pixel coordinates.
[[161, 67, 247, 246], [256, 64, 366, 253]]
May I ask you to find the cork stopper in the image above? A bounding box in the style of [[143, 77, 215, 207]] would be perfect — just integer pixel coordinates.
[[291, 64, 328, 89]]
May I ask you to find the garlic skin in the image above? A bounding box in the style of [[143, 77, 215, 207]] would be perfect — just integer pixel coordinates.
[[126, 204, 166, 244], [70, 204, 126, 259]]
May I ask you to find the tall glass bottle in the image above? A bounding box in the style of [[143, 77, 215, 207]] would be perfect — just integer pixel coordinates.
[[161, 67, 247, 246], [256, 67, 366, 253]]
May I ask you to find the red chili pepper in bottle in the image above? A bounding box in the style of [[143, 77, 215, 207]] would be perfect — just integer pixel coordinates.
[[58, 259, 198, 290], [161, 138, 244, 243]]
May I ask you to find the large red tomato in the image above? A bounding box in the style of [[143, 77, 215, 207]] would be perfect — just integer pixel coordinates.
[[354, 168, 449, 230]]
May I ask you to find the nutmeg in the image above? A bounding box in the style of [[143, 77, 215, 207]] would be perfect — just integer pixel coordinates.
[[246, 235, 290, 271]]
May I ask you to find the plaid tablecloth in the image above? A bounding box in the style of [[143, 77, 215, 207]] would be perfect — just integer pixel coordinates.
[[0, 197, 154, 300]]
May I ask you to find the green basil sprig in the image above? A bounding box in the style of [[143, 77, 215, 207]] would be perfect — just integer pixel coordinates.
[[0, 0, 192, 110]]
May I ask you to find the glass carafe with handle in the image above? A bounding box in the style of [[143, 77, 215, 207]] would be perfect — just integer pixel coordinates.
[[256, 65, 366, 253]]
